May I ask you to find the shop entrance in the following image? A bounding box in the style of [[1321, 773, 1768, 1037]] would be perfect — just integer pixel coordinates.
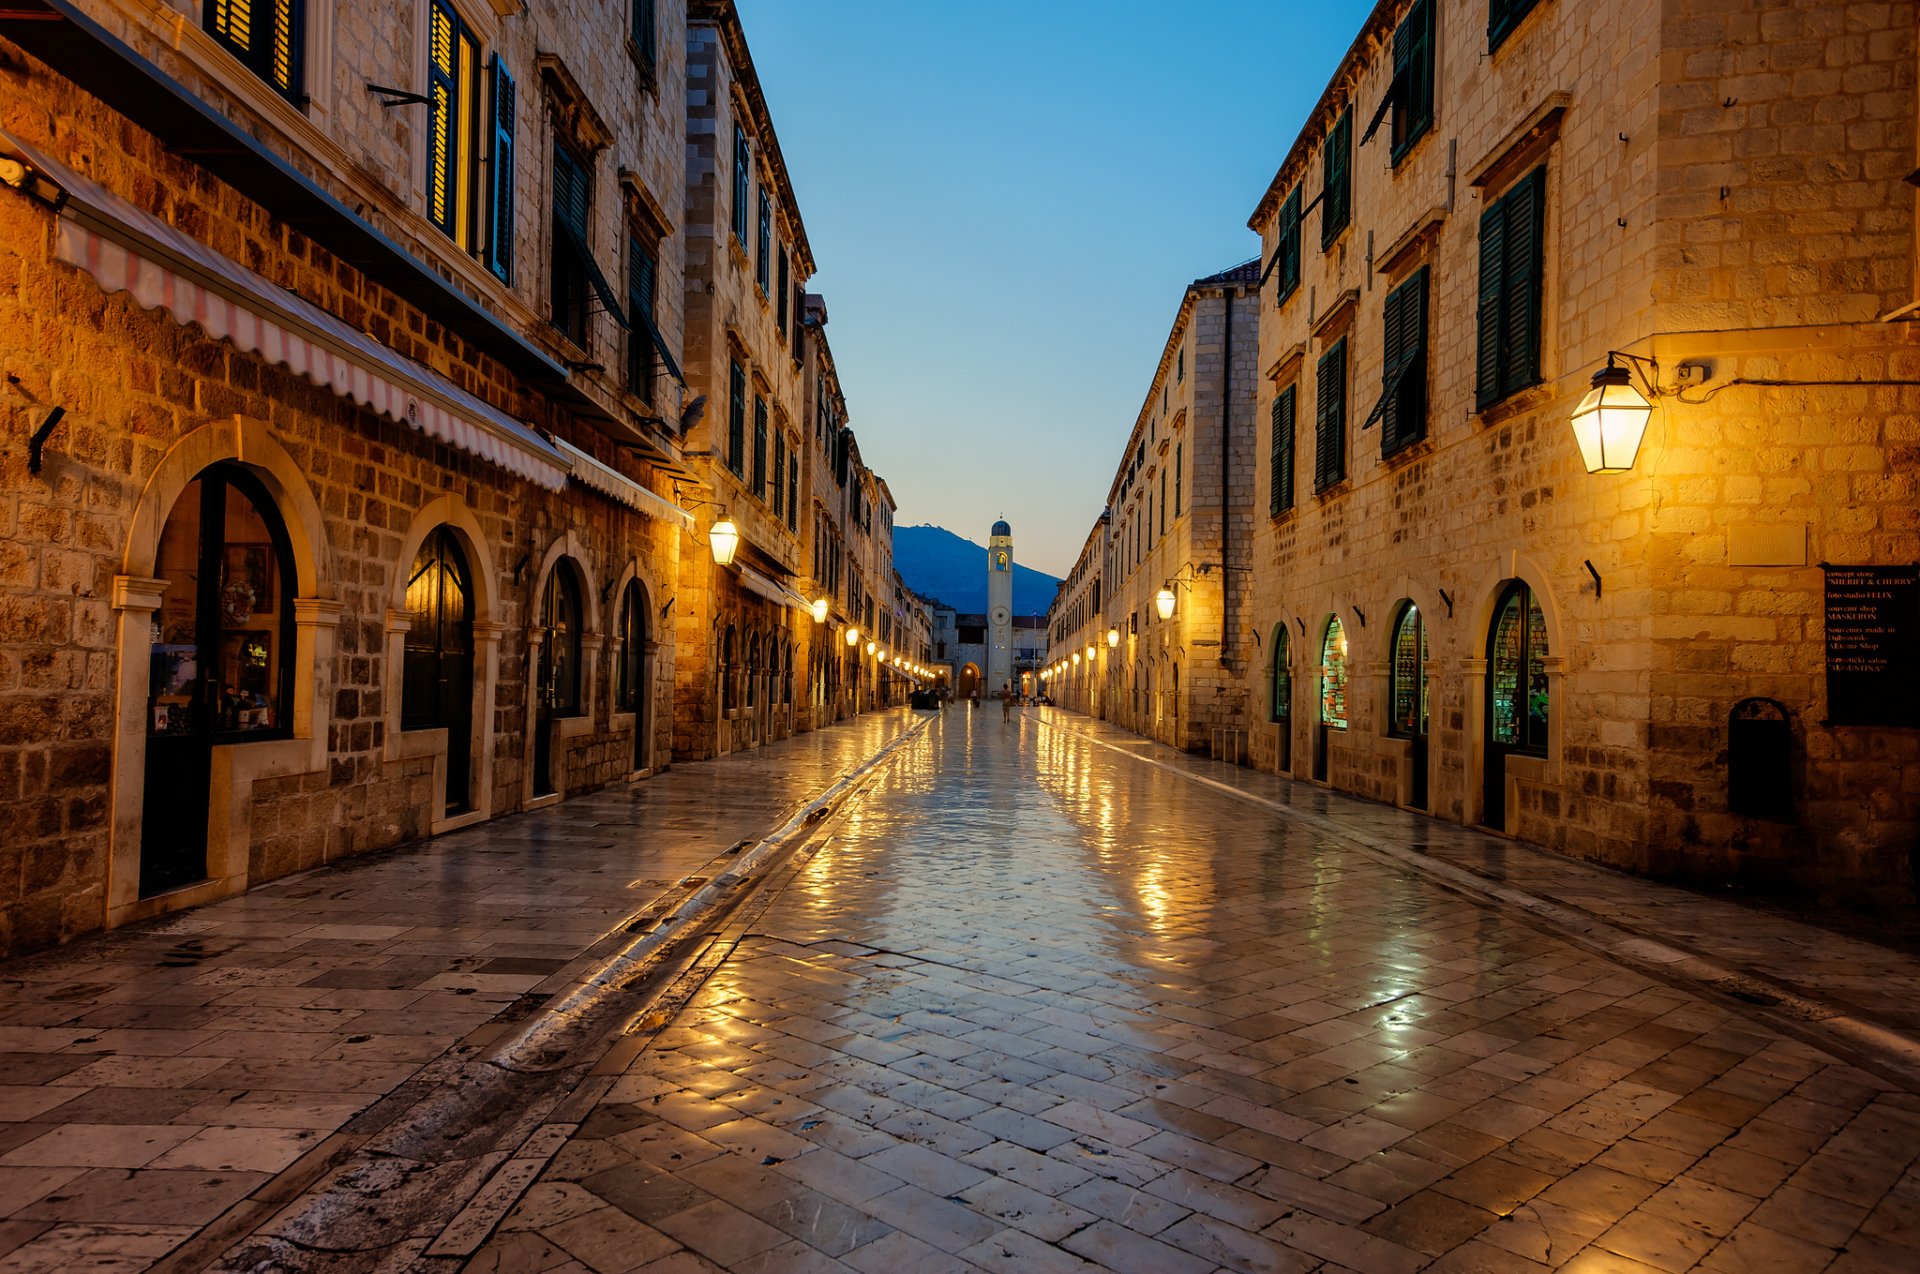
[[143, 465, 294, 896], [402, 528, 474, 812], [1483, 581, 1549, 830]]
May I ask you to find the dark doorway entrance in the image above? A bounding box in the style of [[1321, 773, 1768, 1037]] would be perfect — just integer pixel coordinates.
[[957, 663, 980, 702], [1270, 624, 1291, 774], [143, 465, 294, 896], [616, 580, 647, 772], [403, 528, 474, 812], [1484, 581, 1549, 830], [1390, 603, 1429, 810], [534, 564, 582, 796]]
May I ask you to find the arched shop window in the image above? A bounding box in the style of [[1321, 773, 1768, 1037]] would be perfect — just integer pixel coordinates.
[[539, 564, 583, 716], [1270, 624, 1291, 723], [615, 580, 646, 713], [1489, 581, 1549, 753], [403, 528, 474, 731], [1388, 603, 1428, 737], [148, 464, 296, 741], [1320, 616, 1349, 728]]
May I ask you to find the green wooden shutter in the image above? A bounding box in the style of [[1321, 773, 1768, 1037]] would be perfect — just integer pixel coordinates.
[[1322, 109, 1352, 248], [1380, 284, 1407, 450], [753, 398, 768, 498], [1270, 388, 1296, 515], [1475, 194, 1507, 409], [485, 59, 515, 283], [728, 361, 746, 475], [788, 456, 799, 530], [773, 434, 785, 515], [732, 126, 749, 242], [427, 2, 458, 236], [1315, 341, 1346, 491], [627, 237, 656, 397], [634, 0, 658, 70], [1174, 442, 1182, 516], [1392, 0, 1434, 161], [1501, 167, 1547, 398], [208, 0, 303, 101], [1278, 189, 1302, 303]]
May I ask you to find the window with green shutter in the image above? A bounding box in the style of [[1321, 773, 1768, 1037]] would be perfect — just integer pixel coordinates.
[[1392, 0, 1435, 163], [1475, 167, 1547, 410], [732, 125, 749, 244], [787, 455, 799, 531], [632, 0, 657, 77], [626, 235, 658, 402], [756, 188, 772, 293], [1275, 188, 1302, 306], [1269, 387, 1296, 516], [728, 360, 746, 476], [550, 143, 591, 344], [1321, 108, 1352, 249], [776, 248, 790, 336], [206, 0, 304, 103], [1489, 0, 1542, 52], [1314, 340, 1348, 493], [1365, 266, 1429, 456], [753, 397, 768, 498], [484, 59, 515, 283], [772, 433, 785, 516], [1174, 442, 1183, 516]]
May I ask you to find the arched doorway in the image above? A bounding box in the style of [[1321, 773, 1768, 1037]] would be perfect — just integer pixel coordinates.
[[1270, 623, 1291, 774], [1485, 580, 1549, 830], [957, 662, 980, 701], [1389, 602, 1429, 810], [615, 579, 648, 772], [403, 528, 475, 813], [144, 463, 296, 896], [534, 563, 584, 796], [1316, 617, 1348, 783]]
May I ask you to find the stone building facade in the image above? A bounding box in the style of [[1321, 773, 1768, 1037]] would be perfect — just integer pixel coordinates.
[[1237, 0, 1918, 900], [0, 0, 916, 958], [1045, 264, 1260, 752]]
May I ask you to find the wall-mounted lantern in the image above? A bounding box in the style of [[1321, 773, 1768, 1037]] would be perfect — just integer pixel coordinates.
[[1106, 626, 1120, 648], [810, 597, 828, 623], [1571, 355, 1653, 474], [844, 626, 860, 647], [709, 515, 740, 567], [1155, 584, 1177, 621]]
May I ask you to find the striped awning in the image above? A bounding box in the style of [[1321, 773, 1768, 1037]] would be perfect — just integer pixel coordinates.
[[3, 130, 570, 490], [553, 438, 694, 530], [732, 563, 812, 614]]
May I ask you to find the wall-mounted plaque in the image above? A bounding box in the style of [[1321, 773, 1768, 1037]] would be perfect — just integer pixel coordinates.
[[1824, 565, 1919, 727]]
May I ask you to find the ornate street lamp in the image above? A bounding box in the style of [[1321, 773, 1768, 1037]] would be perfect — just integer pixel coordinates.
[[844, 626, 860, 647], [709, 515, 740, 567], [1085, 644, 1096, 661], [1571, 356, 1653, 474], [1156, 584, 1176, 621], [810, 597, 828, 624], [1107, 627, 1119, 648]]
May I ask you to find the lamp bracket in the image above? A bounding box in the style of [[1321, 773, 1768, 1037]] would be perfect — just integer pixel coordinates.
[[1602, 349, 1662, 396], [1584, 559, 1602, 600]]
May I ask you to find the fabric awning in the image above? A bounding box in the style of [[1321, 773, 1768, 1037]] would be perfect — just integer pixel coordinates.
[[3, 130, 570, 491], [554, 438, 694, 530], [732, 563, 811, 614]]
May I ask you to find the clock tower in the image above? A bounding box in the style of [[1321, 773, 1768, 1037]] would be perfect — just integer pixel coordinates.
[[987, 518, 1014, 694]]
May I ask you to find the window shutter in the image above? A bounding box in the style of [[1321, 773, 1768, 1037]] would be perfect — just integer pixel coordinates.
[[1269, 388, 1295, 515], [753, 398, 768, 498], [1278, 189, 1302, 303], [1475, 196, 1507, 410], [1322, 109, 1351, 248], [1315, 341, 1346, 492], [269, 0, 302, 98], [427, 3, 457, 235], [728, 361, 746, 475], [485, 59, 516, 283], [1501, 167, 1547, 398], [1380, 284, 1407, 449], [773, 434, 785, 515], [787, 456, 799, 530]]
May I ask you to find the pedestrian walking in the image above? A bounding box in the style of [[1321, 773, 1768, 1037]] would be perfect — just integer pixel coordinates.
[[1002, 682, 1014, 722]]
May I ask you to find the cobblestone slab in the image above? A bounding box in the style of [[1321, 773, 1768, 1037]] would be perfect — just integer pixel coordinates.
[[0, 711, 919, 1272], [488, 707, 1920, 1272]]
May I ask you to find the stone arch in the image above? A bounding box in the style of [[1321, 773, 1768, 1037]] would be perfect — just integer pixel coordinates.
[[108, 416, 342, 930], [384, 494, 501, 829], [525, 531, 599, 807], [531, 530, 602, 636], [606, 560, 659, 776], [1463, 551, 1568, 831]]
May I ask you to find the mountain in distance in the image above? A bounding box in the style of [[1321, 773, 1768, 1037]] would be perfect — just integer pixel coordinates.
[[893, 524, 1061, 616]]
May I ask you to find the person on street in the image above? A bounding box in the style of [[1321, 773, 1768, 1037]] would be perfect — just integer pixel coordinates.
[[1002, 682, 1014, 722]]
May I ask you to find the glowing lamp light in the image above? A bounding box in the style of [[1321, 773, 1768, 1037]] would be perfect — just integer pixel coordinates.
[[844, 627, 860, 647], [1085, 644, 1097, 661], [1072, 652, 1080, 666], [866, 641, 876, 656], [709, 515, 740, 567], [1571, 360, 1652, 474], [1107, 627, 1120, 648], [810, 597, 828, 623], [1155, 584, 1176, 621]]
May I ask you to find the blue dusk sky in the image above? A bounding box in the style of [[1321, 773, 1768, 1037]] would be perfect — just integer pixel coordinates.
[[736, 0, 1376, 577]]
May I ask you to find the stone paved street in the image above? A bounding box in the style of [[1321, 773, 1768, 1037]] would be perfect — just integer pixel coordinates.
[[0, 712, 921, 1272], [480, 706, 1920, 1273]]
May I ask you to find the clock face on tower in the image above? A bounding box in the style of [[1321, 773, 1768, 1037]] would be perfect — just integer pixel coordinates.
[[991, 606, 1010, 627]]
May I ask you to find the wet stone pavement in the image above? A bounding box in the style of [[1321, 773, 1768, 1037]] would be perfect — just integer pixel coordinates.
[[480, 706, 1920, 1274], [0, 711, 921, 1272]]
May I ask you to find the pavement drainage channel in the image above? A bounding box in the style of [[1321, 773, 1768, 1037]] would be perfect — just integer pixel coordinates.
[[1035, 714, 1920, 1092], [163, 712, 938, 1274]]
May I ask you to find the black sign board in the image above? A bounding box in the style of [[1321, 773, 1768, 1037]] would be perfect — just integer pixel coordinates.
[[1824, 565, 1920, 727]]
